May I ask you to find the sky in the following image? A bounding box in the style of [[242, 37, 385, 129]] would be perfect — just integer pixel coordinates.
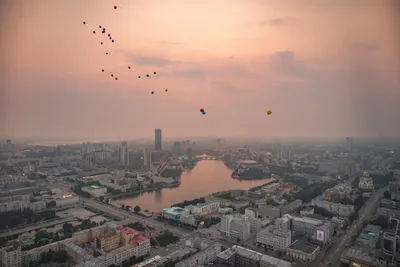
[[0, 0, 399, 142]]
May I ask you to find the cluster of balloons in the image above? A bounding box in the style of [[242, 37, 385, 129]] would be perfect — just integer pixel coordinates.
[[199, 108, 206, 115]]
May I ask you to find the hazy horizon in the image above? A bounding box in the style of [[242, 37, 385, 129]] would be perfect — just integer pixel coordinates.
[[1, 0, 400, 141]]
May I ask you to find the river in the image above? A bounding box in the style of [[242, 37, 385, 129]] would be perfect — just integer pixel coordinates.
[[118, 160, 268, 211]]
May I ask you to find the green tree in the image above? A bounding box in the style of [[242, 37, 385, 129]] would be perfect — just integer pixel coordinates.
[[63, 223, 73, 234], [53, 250, 68, 263], [134, 205, 141, 214]]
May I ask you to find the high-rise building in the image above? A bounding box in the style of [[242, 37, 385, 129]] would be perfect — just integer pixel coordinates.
[[345, 137, 353, 151], [155, 129, 162, 151], [383, 216, 400, 263], [120, 141, 129, 166]]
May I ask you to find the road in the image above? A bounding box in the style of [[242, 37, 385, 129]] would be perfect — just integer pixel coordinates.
[[324, 186, 387, 266], [81, 198, 191, 237], [0, 216, 76, 238]]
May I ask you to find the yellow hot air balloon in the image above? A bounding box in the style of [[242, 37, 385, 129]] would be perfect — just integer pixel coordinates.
[[266, 109, 272, 115]]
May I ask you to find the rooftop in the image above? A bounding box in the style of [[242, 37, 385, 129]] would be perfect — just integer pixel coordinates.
[[342, 246, 386, 267], [131, 234, 149, 247], [288, 239, 319, 254], [119, 226, 137, 236], [363, 224, 381, 235]]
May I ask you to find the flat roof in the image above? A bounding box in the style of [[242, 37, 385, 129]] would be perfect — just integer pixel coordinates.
[[288, 239, 319, 254]]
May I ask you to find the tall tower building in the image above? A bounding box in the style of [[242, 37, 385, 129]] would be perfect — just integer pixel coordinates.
[[345, 137, 353, 151], [155, 129, 162, 151], [120, 141, 129, 166]]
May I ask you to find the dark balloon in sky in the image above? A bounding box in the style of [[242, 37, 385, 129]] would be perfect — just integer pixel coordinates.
[[111, 74, 114, 77], [138, 76, 141, 78], [128, 66, 131, 69], [112, 40, 114, 43], [108, 34, 111, 37], [102, 69, 104, 72], [200, 108, 204, 112], [83, 21, 86, 25], [105, 52, 108, 55], [100, 42, 103, 45], [99, 26, 101, 29], [146, 74, 149, 77], [114, 6, 117, 9], [109, 37, 112, 40], [151, 91, 154, 94], [93, 31, 96, 34], [154, 72, 157, 75]]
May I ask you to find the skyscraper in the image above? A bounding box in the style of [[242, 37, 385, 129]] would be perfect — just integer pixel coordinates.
[[155, 129, 162, 151], [120, 141, 129, 166]]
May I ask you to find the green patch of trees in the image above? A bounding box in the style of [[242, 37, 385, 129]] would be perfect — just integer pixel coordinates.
[[0, 209, 56, 230], [294, 182, 336, 203], [134, 205, 141, 214], [152, 230, 179, 247], [249, 180, 279, 192], [172, 197, 206, 208], [124, 222, 145, 231], [199, 217, 221, 228]]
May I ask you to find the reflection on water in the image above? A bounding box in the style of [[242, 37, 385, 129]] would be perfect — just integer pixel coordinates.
[[119, 160, 268, 211]]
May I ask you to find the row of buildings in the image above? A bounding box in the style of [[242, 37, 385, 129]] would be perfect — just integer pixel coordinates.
[[1, 222, 150, 267]]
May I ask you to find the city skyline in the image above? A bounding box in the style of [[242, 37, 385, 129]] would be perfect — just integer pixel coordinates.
[[1, 0, 400, 141]]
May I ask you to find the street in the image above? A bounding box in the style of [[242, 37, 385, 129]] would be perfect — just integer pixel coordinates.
[[324, 186, 387, 266], [81, 197, 191, 237]]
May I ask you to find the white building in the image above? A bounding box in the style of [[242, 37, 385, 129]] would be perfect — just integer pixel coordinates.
[[175, 243, 221, 267], [358, 171, 374, 190], [1, 243, 22, 267], [257, 225, 292, 252], [221, 214, 251, 241], [311, 199, 354, 217]]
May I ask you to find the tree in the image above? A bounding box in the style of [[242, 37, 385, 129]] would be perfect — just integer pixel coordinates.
[[236, 237, 240, 244], [63, 223, 73, 234], [383, 190, 391, 199], [134, 205, 141, 214], [99, 196, 104, 202], [35, 230, 50, 242], [46, 200, 56, 208], [53, 250, 68, 263]]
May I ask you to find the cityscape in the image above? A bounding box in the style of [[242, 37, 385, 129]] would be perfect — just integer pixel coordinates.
[[0, 134, 399, 267], [1, 1, 400, 267]]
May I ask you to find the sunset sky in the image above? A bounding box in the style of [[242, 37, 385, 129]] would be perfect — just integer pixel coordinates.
[[1, 0, 399, 141]]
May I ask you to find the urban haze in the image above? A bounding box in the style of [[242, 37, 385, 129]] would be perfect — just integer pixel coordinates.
[[0, 1, 400, 267]]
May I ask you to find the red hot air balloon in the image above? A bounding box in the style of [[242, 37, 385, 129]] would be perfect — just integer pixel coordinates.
[[114, 6, 117, 9], [200, 108, 204, 113]]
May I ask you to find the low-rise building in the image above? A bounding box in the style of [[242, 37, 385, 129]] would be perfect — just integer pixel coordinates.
[[256, 225, 292, 251], [286, 238, 320, 263], [175, 243, 221, 267], [216, 245, 292, 267]]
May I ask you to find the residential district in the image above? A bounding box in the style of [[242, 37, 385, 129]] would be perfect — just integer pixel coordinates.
[[0, 135, 400, 267]]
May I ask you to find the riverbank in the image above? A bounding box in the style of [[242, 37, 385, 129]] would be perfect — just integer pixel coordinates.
[[117, 160, 269, 211], [110, 181, 181, 200]]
